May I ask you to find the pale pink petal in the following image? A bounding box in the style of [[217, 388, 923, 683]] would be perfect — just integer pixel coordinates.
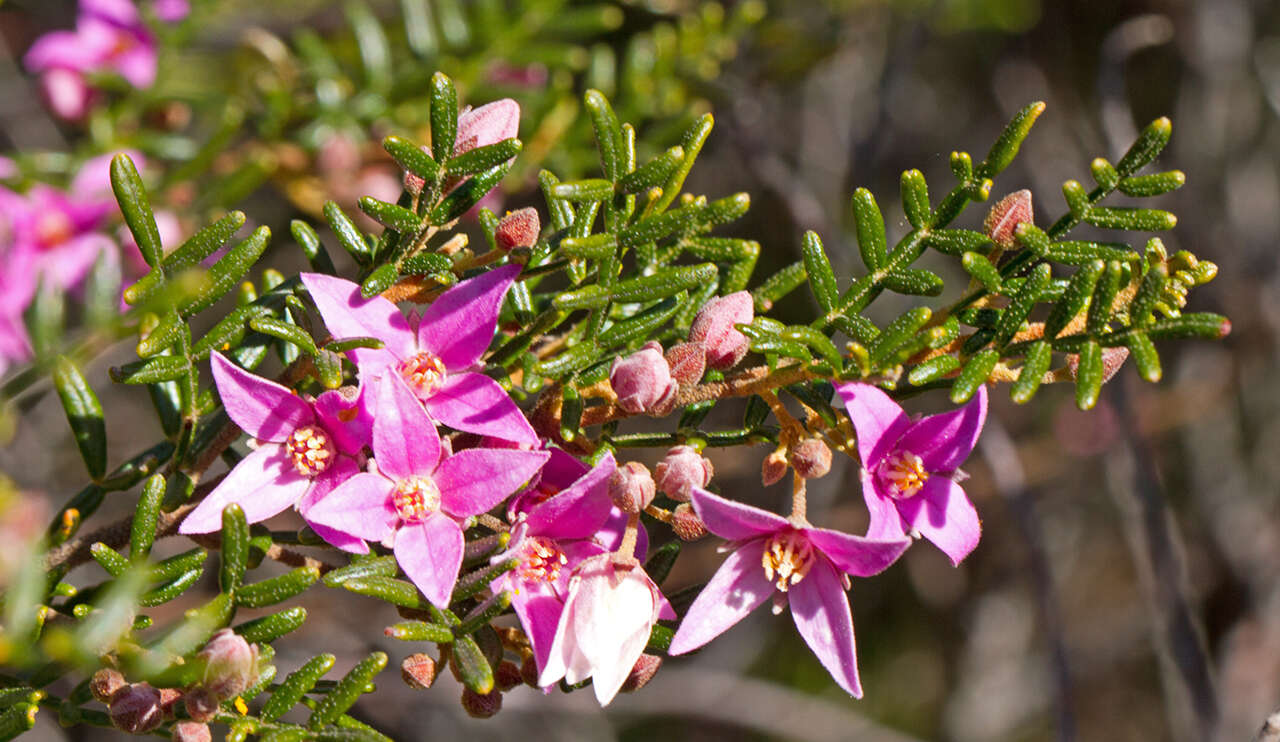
[[422, 371, 538, 446], [594, 509, 648, 559], [688, 487, 789, 542], [39, 69, 93, 120], [508, 582, 564, 675], [373, 374, 441, 481], [897, 384, 988, 473], [668, 538, 773, 655], [581, 567, 658, 705], [395, 515, 464, 608], [25, 30, 110, 73], [860, 470, 907, 541], [302, 472, 397, 544], [539, 577, 593, 688], [803, 527, 910, 578], [523, 452, 614, 540], [72, 150, 145, 197], [210, 352, 312, 442], [34, 232, 114, 291], [300, 272, 413, 373], [299, 458, 368, 554], [896, 477, 980, 566], [435, 448, 548, 518], [789, 557, 862, 697], [416, 264, 520, 370], [178, 445, 309, 534], [111, 43, 156, 88], [834, 381, 911, 469]]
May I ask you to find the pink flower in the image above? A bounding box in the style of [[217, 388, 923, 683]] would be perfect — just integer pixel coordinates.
[[538, 554, 672, 706], [835, 382, 988, 565], [668, 488, 910, 697], [305, 374, 548, 607], [301, 266, 538, 446], [179, 354, 370, 552], [454, 99, 520, 157]]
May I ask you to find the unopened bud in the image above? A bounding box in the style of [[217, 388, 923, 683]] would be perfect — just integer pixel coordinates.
[[401, 653, 437, 690], [182, 688, 219, 724], [172, 721, 212, 742], [620, 654, 663, 693], [198, 629, 258, 701], [984, 189, 1033, 249], [688, 291, 753, 370], [790, 439, 832, 479], [610, 342, 678, 415], [109, 683, 163, 734], [460, 688, 503, 718], [520, 655, 540, 688], [1067, 346, 1130, 383], [664, 342, 705, 385], [90, 668, 126, 704], [158, 687, 183, 719], [761, 449, 788, 486], [609, 462, 656, 513], [495, 208, 540, 251], [455, 99, 521, 157], [671, 503, 707, 541], [495, 661, 523, 692], [655, 445, 713, 502]]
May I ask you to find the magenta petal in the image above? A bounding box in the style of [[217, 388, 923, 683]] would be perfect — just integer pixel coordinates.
[[178, 445, 309, 534], [524, 452, 615, 540], [436, 448, 549, 518], [416, 264, 520, 370], [422, 372, 538, 446], [834, 382, 910, 469], [25, 30, 109, 73], [312, 386, 372, 455], [789, 557, 862, 697], [668, 539, 773, 655], [395, 515, 464, 607], [303, 472, 397, 544], [897, 384, 988, 473], [803, 527, 910, 578], [210, 353, 312, 442], [373, 374, 442, 481], [897, 477, 980, 566], [300, 273, 413, 373], [594, 508, 648, 558], [860, 470, 909, 541], [687, 487, 789, 542], [299, 459, 368, 554]]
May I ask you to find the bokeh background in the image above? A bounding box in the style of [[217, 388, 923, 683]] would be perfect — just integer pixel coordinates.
[[2, 0, 1276, 740]]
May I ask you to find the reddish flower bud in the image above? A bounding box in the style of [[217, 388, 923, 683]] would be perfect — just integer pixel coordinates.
[[401, 653, 437, 690], [761, 448, 788, 486], [198, 629, 258, 701], [984, 189, 1033, 249], [664, 342, 705, 385], [620, 654, 663, 693], [671, 503, 707, 541], [455, 99, 521, 157], [790, 439, 832, 480], [90, 668, 126, 704], [495, 661, 523, 692], [609, 461, 656, 514], [655, 445, 713, 502], [158, 687, 183, 719], [182, 688, 219, 723], [495, 208, 540, 251], [172, 721, 212, 742], [610, 342, 678, 415], [520, 655, 540, 688], [689, 291, 753, 370], [460, 688, 503, 719], [109, 683, 163, 734], [1067, 346, 1130, 383]]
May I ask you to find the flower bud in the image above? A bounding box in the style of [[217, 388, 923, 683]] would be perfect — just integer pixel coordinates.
[[688, 291, 753, 370], [790, 439, 832, 480], [761, 448, 788, 486], [984, 189, 1033, 249], [172, 721, 212, 742], [610, 342, 678, 415], [198, 629, 258, 701], [620, 654, 663, 693], [159, 687, 183, 719], [655, 445, 713, 502], [90, 668, 126, 704], [1067, 346, 1129, 383], [664, 342, 705, 385], [182, 688, 219, 724], [401, 653, 437, 690], [495, 208, 540, 251], [460, 688, 503, 719], [609, 462, 656, 514], [495, 661, 523, 692], [520, 655, 540, 688], [455, 99, 521, 157], [671, 503, 707, 541], [109, 683, 163, 734]]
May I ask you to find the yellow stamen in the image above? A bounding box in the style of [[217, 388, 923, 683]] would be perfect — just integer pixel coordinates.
[[286, 425, 335, 478], [393, 476, 441, 522], [761, 530, 815, 593], [883, 451, 929, 499]]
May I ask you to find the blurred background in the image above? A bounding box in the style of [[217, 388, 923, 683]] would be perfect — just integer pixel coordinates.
[[1, 0, 1275, 740]]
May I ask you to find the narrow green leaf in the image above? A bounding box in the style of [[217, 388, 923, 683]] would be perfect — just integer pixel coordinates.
[[236, 566, 320, 608], [341, 576, 428, 609], [1011, 340, 1051, 403], [1126, 331, 1161, 382], [539, 170, 574, 230], [652, 114, 713, 213], [926, 229, 992, 256], [430, 162, 510, 225], [429, 73, 458, 163], [869, 307, 931, 366], [109, 355, 190, 384], [801, 231, 838, 312], [1086, 260, 1124, 335], [850, 188, 887, 270], [179, 227, 271, 316], [249, 316, 318, 356], [447, 138, 521, 177], [560, 233, 617, 260], [130, 474, 165, 563], [961, 252, 1002, 292], [584, 89, 623, 181], [385, 620, 453, 643], [261, 654, 336, 722], [1084, 207, 1177, 232], [326, 336, 386, 353], [993, 262, 1051, 348], [1046, 240, 1136, 266], [451, 636, 493, 694], [1139, 312, 1231, 341], [359, 264, 399, 299], [1115, 117, 1172, 177], [597, 295, 681, 348], [978, 101, 1045, 178], [619, 146, 684, 194], [952, 349, 998, 403], [553, 264, 716, 310], [52, 356, 107, 480], [91, 542, 129, 577], [325, 201, 371, 264], [308, 652, 387, 730], [358, 197, 420, 233], [1044, 260, 1104, 339], [1128, 263, 1168, 326], [751, 261, 807, 311], [383, 135, 439, 183], [234, 606, 307, 644], [908, 354, 960, 385], [1117, 170, 1185, 197], [883, 269, 944, 297], [901, 169, 931, 228], [220, 503, 249, 593], [1074, 340, 1104, 410], [111, 154, 163, 267], [126, 212, 247, 306], [139, 568, 202, 607], [550, 179, 613, 202]]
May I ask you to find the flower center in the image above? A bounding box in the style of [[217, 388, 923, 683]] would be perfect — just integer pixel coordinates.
[[287, 425, 335, 478], [882, 450, 929, 499], [398, 352, 448, 399], [761, 530, 815, 593], [393, 476, 441, 522], [515, 537, 568, 584], [35, 212, 73, 250]]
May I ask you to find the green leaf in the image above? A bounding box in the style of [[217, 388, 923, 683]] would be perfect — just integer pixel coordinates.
[[560, 233, 617, 260], [926, 229, 991, 256], [870, 307, 931, 366], [220, 503, 249, 593], [801, 231, 838, 312], [447, 138, 521, 177], [180, 226, 271, 316], [1090, 158, 1120, 191], [1074, 340, 1103, 410], [234, 606, 307, 643], [652, 114, 713, 213], [908, 354, 960, 386], [384, 620, 453, 643], [322, 556, 398, 588], [325, 201, 372, 265], [751, 261, 806, 312], [109, 355, 190, 384], [383, 135, 439, 183], [539, 170, 574, 230], [597, 295, 682, 348], [261, 654, 336, 722], [400, 253, 453, 276], [126, 212, 247, 305], [137, 311, 185, 357], [850, 188, 887, 270], [584, 89, 623, 181], [90, 542, 130, 577], [978, 101, 1045, 178], [620, 146, 685, 194], [358, 197, 420, 233], [901, 169, 931, 228], [308, 652, 387, 730], [326, 336, 386, 353], [550, 179, 613, 202], [1127, 263, 1168, 326], [952, 349, 998, 403], [430, 162, 511, 225], [292, 219, 336, 274], [1011, 340, 1051, 403], [1086, 260, 1124, 335], [1138, 312, 1230, 341], [1126, 330, 1161, 382], [139, 568, 202, 607], [553, 264, 716, 310], [249, 315, 318, 356], [644, 541, 681, 585], [429, 72, 458, 164], [341, 576, 428, 609], [130, 474, 165, 563], [993, 262, 1051, 348], [235, 566, 320, 608], [1046, 240, 1136, 266], [52, 356, 107, 480], [451, 636, 494, 694], [960, 252, 1002, 292], [453, 591, 512, 636], [1117, 170, 1185, 197], [110, 154, 163, 267], [1084, 207, 1177, 232], [883, 269, 944, 297], [359, 264, 399, 299], [1044, 260, 1104, 339], [1115, 117, 1172, 177]]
